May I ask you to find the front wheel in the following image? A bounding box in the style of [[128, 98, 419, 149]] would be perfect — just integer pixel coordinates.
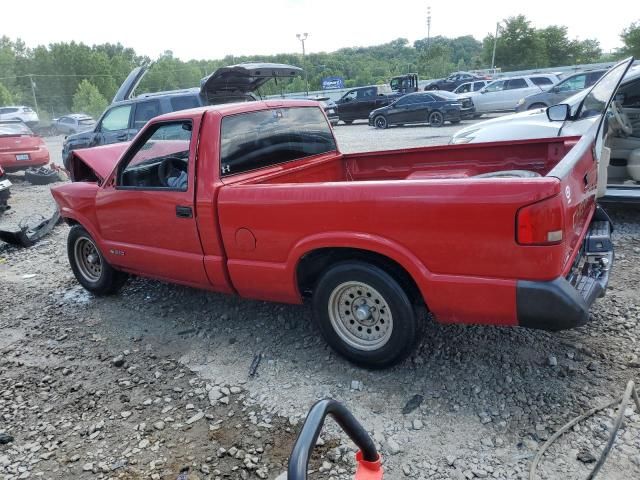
[[67, 225, 128, 295], [528, 103, 547, 110], [428, 110, 444, 127], [312, 261, 421, 368], [342, 120, 353, 125], [374, 115, 388, 129]]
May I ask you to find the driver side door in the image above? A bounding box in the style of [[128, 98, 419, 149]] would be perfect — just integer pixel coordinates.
[[95, 118, 209, 287]]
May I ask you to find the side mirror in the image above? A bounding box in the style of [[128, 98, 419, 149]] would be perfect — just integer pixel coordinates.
[[546, 104, 570, 122], [551, 86, 560, 93], [480, 90, 487, 94]]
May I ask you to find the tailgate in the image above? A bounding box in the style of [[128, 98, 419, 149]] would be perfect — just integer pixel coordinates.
[[546, 132, 599, 272]]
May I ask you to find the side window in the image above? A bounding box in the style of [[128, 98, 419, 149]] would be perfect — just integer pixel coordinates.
[[422, 94, 435, 102], [531, 77, 553, 86], [63, 117, 74, 124], [100, 105, 132, 132], [119, 121, 192, 190], [505, 78, 528, 90], [473, 82, 485, 91], [586, 72, 605, 88], [343, 90, 357, 102], [357, 88, 376, 99], [484, 80, 505, 92], [395, 96, 411, 106], [220, 107, 336, 177], [133, 100, 161, 130], [558, 74, 587, 92], [170, 95, 201, 112]]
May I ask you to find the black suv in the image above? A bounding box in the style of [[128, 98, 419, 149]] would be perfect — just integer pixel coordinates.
[[62, 63, 302, 169]]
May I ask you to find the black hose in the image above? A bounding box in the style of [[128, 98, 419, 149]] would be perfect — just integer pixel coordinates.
[[288, 399, 378, 480]]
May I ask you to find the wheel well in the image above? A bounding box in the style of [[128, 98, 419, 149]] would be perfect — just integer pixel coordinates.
[[296, 248, 424, 307], [65, 218, 79, 226]]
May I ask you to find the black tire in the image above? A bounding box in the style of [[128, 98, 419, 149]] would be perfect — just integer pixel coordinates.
[[528, 103, 547, 110], [312, 261, 421, 368], [473, 113, 483, 119], [374, 115, 388, 129], [25, 168, 58, 185], [428, 110, 444, 128], [342, 120, 353, 125], [67, 225, 128, 295]]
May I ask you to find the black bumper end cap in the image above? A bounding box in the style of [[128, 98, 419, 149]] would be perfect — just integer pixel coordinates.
[[517, 278, 589, 331]]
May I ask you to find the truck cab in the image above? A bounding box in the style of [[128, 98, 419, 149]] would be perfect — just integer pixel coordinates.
[[390, 74, 419, 94], [335, 85, 396, 124]]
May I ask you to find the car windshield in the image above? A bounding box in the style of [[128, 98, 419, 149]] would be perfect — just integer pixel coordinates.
[[0, 122, 32, 136]]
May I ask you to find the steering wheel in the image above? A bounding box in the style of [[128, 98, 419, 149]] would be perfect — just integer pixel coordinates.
[[611, 101, 633, 136], [157, 157, 186, 187]]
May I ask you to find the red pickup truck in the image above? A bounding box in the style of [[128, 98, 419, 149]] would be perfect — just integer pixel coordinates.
[[51, 60, 630, 368]]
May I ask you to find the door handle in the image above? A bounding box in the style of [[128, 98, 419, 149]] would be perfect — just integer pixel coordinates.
[[116, 133, 128, 141], [175, 206, 193, 218]]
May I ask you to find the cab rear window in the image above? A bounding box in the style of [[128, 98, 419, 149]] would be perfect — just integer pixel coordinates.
[[220, 107, 336, 177]]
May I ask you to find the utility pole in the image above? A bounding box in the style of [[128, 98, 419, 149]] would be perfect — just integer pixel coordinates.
[[491, 22, 499, 70], [296, 33, 309, 95], [29, 75, 39, 116], [426, 6, 432, 54]]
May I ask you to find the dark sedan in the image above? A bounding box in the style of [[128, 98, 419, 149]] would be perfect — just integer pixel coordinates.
[[368, 92, 474, 128], [424, 71, 488, 91]]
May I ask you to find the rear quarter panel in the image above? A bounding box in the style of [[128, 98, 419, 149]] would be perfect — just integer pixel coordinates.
[[217, 176, 564, 324]]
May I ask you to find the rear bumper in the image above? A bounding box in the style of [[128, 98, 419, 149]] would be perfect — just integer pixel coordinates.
[[0, 149, 50, 171], [516, 210, 613, 331]]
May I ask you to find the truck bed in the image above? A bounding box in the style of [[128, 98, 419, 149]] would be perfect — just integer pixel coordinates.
[[238, 137, 578, 185]]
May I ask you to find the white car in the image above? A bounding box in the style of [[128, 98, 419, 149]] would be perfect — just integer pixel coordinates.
[[0, 106, 39, 127], [466, 74, 558, 113], [452, 65, 640, 203]]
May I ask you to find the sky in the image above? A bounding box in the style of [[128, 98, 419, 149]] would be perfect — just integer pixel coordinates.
[[1, 0, 630, 61]]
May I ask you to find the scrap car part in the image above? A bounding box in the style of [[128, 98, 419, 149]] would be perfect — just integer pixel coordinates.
[[0, 209, 61, 247]]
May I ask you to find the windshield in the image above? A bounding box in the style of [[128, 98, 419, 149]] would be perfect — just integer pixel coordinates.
[[0, 122, 32, 136]]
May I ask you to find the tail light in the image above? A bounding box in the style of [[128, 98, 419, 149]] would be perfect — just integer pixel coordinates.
[[517, 195, 564, 245]]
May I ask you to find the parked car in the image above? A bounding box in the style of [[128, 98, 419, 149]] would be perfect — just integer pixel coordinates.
[[53, 114, 96, 135], [0, 120, 50, 171], [334, 85, 397, 124], [452, 62, 640, 203], [467, 74, 559, 113], [54, 59, 629, 368], [368, 91, 474, 128], [515, 70, 607, 112], [0, 166, 10, 212], [452, 80, 490, 94], [62, 63, 302, 169], [423, 72, 487, 91], [0, 106, 39, 127]]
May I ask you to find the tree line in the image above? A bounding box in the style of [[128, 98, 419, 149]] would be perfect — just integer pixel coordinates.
[[1, 15, 638, 121]]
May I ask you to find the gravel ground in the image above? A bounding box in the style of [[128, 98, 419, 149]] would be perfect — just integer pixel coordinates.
[[1, 126, 640, 480]]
